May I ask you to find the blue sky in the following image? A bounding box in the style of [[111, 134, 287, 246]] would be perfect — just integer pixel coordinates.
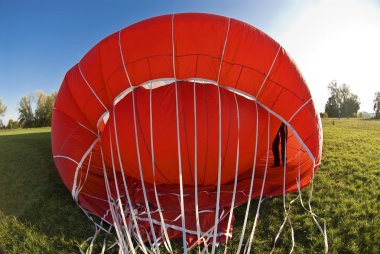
[[1, 0, 379, 123]]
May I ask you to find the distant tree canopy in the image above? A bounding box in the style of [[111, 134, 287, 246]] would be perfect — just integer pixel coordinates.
[[7, 119, 20, 129], [18, 95, 35, 128], [18, 91, 57, 128], [374, 91, 380, 119], [35, 91, 57, 127], [324, 80, 360, 118], [0, 98, 6, 117]]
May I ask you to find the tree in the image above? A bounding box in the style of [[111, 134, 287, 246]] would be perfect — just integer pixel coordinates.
[[34, 91, 57, 127], [374, 91, 380, 119], [324, 81, 340, 117], [324, 81, 360, 118], [7, 119, 20, 129], [18, 95, 34, 128], [0, 98, 6, 117]]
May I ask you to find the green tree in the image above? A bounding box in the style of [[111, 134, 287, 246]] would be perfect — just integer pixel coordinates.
[[324, 81, 340, 117], [0, 98, 6, 117], [7, 119, 20, 129], [374, 91, 380, 119], [324, 81, 360, 118], [35, 91, 57, 127], [0, 98, 7, 129], [18, 95, 34, 128]]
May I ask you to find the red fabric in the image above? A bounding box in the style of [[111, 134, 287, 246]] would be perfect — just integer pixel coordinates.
[[52, 13, 322, 245]]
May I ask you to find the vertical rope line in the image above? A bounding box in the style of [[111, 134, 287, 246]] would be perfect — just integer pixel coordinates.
[[223, 93, 240, 254], [256, 45, 281, 99], [99, 145, 129, 253], [149, 82, 174, 253], [119, 29, 159, 254], [109, 131, 137, 253], [244, 112, 271, 254], [113, 108, 149, 254], [193, 81, 202, 253], [77, 62, 108, 111], [308, 163, 329, 253], [270, 131, 296, 254], [211, 17, 231, 254], [171, 14, 188, 253], [236, 102, 259, 254], [131, 87, 160, 253], [296, 149, 328, 253]]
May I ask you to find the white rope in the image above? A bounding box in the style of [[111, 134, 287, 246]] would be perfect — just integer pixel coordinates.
[[148, 82, 174, 253], [307, 164, 329, 253], [295, 152, 328, 253], [118, 31, 132, 88], [76, 120, 98, 137], [71, 138, 100, 201], [256, 45, 282, 99], [108, 131, 137, 253], [113, 108, 149, 254], [171, 13, 188, 253], [211, 17, 231, 254], [99, 145, 130, 253], [118, 29, 158, 254], [223, 92, 240, 254], [77, 62, 108, 111], [131, 87, 161, 253], [288, 98, 312, 123], [236, 101, 259, 254], [270, 131, 296, 254], [76, 152, 93, 196], [244, 112, 271, 254], [193, 81, 202, 253]]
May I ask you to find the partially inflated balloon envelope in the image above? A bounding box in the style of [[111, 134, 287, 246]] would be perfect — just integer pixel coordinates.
[[52, 13, 322, 251]]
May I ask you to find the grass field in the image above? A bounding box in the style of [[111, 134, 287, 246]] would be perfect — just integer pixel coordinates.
[[0, 119, 379, 253]]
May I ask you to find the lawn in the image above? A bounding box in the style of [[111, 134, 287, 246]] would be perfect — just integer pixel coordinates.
[[0, 119, 379, 253]]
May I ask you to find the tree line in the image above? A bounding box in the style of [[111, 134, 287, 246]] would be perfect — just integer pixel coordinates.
[[0, 91, 57, 129], [323, 80, 380, 119]]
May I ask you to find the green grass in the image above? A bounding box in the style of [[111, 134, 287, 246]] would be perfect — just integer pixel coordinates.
[[0, 119, 379, 253]]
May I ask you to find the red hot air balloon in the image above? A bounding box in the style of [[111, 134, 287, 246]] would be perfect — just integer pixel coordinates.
[[52, 13, 323, 253]]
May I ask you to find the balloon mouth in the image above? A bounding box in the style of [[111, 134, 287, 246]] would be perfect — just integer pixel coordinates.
[[96, 78, 257, 136], [96, 79, 312, 187]]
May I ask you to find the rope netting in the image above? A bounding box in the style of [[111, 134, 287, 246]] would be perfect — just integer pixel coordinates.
[[62, 79, 328, 253]]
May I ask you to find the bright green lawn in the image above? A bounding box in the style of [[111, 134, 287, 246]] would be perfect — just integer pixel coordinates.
[[0, 119, 379, 253]]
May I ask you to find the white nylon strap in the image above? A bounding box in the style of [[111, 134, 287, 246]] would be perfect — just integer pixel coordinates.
[[118, 29, 159, 254], [77, 62, 108, 111], [236, 101, 259, 254], [223, 92, 240, 254], [193, 81, 202, 253], [131, 88, 160, 253], [99, 145, 129, 253], [256, 45, 282, 99], [288, 98, 312, 123], [270, 132, 296, 254], [113, 101, 149, 254], [108, 131, 137, 253], [211, 17, 231, 254], [148, 82, 174, 253], [171, 13, 188, 253], [244, 111, 271, 254]]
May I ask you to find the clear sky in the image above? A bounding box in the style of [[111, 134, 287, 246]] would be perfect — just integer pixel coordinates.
[[1, 0, 379, 124]]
